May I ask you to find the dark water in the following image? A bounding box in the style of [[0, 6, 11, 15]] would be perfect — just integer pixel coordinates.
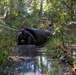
[[7, 45, 60, 75]]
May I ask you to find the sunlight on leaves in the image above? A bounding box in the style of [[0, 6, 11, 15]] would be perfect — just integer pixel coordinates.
[[5, 0, 8, 3], [4, 6, 6, 9], [14, 11, 19, 16]]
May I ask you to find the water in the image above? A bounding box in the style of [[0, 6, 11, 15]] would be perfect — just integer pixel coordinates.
[[14, 57, 60, 75], [7, 45, 74, 75], [7, 45, 60, 75]]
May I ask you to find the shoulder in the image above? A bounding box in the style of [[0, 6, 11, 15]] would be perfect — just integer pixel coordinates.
[[25, 30, 31, 35]]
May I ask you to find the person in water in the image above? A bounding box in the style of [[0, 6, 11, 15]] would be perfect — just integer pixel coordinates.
[[48, 23, 55, 35], [17, 29, 36, 45]]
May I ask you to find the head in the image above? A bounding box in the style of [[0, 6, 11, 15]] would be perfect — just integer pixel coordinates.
[[49, 23, 53, 26]]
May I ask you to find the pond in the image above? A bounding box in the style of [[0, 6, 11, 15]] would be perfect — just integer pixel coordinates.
[[1, 45, 74, 75]]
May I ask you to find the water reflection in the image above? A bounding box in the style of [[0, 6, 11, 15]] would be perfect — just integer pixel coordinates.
[[15, 56, 59, 75], [0, 44, 75, 75], [13, 45, 60, 75]]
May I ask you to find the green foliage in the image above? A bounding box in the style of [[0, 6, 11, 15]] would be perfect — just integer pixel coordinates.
[[8, 19, 24, 29], [0, 0, 76, 67], [0, 27, 17, 65], [46, 36, 63, 58], [0, 50, 8, 66]]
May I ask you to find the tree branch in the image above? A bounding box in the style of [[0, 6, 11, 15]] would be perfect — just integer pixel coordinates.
[[0, 8, 8, 19]]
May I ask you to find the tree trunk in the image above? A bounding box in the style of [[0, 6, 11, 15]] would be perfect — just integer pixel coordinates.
[[39, 0, 43, 17]]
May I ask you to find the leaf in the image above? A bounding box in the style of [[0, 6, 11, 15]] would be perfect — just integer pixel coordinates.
[[6, 0, 8, 3], [0, 13, 2, 16], [14, 11, 19, 16], [21, 2, 26, 7], [4, 6, 6, 9]]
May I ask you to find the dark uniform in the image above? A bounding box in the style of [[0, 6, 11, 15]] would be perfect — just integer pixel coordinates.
[[17, 29, 36, 45], [48, 23, 54, 34]]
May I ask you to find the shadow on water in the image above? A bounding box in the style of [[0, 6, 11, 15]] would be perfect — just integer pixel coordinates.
[[17, 45, 45, 57]]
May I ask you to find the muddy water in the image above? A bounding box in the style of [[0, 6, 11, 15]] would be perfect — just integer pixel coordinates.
[[7, 45, 73, 75]]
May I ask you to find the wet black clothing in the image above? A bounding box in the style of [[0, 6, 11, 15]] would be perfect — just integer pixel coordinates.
[[17, 30, 36, 45]]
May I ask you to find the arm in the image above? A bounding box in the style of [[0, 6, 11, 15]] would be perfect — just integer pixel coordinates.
[[17, 32, 22, 45], [26, 31, 36, 43]]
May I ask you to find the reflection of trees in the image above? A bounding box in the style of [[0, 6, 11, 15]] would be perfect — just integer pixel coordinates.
[[16, 46, 53, 74], [7, 54, 60, 75], [50, 60, 60, 75], [34, 56, 60, 75], [34, 60, 36, 72], [40, 56, 43, 74], [33, 56, 52, 75], [8, 47, 60, 75]]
